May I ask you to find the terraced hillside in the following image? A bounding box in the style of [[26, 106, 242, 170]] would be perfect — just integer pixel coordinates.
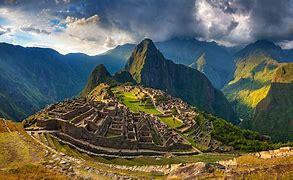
[[1, 118, 292, 179], [24, 95, 197, 156]]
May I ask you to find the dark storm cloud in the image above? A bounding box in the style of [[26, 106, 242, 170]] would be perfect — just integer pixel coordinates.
[[55, 0, 199, 41], [206, 0, 293, 43], [0, 0, 292, 45], [250, 0, 293, 41]]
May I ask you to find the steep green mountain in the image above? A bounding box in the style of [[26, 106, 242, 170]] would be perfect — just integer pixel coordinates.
[[81, 64, 114, 97], [125, 39, 239, 124], [223, 40, 293, 123], [252, 64, 293, 141], [81, 64, 135, 96], [222, 55, 280, 121]]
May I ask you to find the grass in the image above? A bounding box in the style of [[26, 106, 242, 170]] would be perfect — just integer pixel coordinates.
[[113, 87, 161, 115], [93, 153, 237, 166], [0, 132, 32, 168], [0, 120, 66, 179], [0, 164, 66, 179], [180, 133, 209, 151], [159, 116, 183, 129], [112, 87, 207, 149]]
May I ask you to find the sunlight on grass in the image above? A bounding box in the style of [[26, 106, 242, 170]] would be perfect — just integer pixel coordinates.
[[113, 87, 161, 115], [159, 116, 183, 129]]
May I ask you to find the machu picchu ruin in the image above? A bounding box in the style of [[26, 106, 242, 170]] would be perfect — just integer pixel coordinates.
[[24, 84, 238, 157]]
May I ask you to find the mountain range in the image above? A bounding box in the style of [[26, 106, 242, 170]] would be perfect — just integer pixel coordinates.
[[0, 43, 131, 120], [0, 38, 292, 142]]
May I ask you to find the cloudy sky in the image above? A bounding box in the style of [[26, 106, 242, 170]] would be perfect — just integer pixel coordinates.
[[0, 0, 292, 55]]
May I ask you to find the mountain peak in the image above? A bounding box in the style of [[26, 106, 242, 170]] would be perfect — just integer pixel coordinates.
[[235, 39, 282, 60], [81, 64, 112, 97], [136, 38, 157, 52], [94, 64, 110, 75], [125, 39, 239, 123], [252, 39, 280, 49], [125, 38, 165, 83]]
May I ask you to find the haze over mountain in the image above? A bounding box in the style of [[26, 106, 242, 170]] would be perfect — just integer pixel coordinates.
[[125, 39, 239, 124], [0, 43, 132, 121], [0, 1, 292, 178]]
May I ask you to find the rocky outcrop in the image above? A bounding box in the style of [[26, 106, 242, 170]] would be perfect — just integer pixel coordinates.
[[125, 39, 239, 124]]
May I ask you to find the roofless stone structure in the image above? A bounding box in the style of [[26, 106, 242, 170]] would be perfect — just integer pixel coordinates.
[[24, 92, 195, 156]]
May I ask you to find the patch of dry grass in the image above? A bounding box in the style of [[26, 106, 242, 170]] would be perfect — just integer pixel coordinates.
[[0, 164, 66, 179]]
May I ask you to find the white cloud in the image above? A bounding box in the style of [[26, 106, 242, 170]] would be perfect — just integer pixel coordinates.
[[278, 40, 293, 49], [0, 9, 134, 55], [193, 0, 252, 46]]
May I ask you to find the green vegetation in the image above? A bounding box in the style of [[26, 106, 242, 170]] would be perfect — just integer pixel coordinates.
[[159, 116, 183, 129], [93, 153, 236, 166], [81, 64, 116, 97], [125, 39, 238, 124], [207, 114, 272, 152], [0, 120, 66, 179], [223, 55, 279, 121], [113, 87, 161, 114], [224, 58, 293, 142], [180, 133, 209, 151], [113, 87, 184, 129], [252, 64, 293, 141]]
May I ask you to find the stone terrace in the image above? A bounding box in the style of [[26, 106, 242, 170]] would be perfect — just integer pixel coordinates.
[[25, 96, 193, 156], [127, 86, 232, 152]]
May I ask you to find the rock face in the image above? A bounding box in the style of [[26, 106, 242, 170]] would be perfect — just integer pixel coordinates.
[[252, 64, 293, 141], [125, 39, 239, 124]]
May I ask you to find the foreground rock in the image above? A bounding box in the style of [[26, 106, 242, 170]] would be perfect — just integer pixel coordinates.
[[168, 147, 293, 179]]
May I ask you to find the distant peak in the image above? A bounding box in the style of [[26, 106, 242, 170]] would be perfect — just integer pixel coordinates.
[[252, 39, 279, 48], [95, 64, 107, 70]]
